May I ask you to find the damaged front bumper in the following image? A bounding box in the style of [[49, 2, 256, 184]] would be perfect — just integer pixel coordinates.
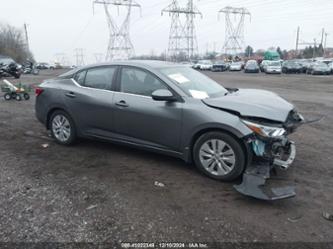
[[234, 134, 297, 200]]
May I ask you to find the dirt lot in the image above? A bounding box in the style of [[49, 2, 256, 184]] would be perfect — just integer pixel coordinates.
[[0, 69, 332, 245]]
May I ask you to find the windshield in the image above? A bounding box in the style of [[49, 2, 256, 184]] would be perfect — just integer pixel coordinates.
[[0, 58, 15, 65], [160, 67, 228, 99], [199, 60, 211, 65], [285, 62, 299, 66], [315, 62, 328, 68], [269, 62, 281, 66]]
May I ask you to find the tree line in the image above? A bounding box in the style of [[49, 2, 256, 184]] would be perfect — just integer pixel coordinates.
[[0, 23, 34, 63]]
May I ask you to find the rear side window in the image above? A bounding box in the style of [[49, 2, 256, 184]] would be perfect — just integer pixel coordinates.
[[84, 67, 116, 90], [74, 70, 86, 85]]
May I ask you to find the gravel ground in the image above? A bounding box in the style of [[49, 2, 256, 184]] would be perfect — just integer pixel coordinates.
[[0, 70, 332, 246]]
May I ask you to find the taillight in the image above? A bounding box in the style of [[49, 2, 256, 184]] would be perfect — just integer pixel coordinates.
[[35, 87, 44, 97]]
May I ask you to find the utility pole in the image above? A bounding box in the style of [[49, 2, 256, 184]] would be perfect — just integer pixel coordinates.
[[320, 28, 325, 45], [324, 33, 328, 57], [23, 23, 30, 51], [162, 0, 202, 62], [93, 0, 141, 61], [218, 6, 251, 55], [313, 39, 317, 59], [74, 48, 85, 66], [295, 26, 300, 54]]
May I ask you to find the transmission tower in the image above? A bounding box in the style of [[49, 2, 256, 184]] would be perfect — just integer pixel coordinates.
[[94, 53, 104, 63], [55, 53, 70, 66], [218, 6, 251, 55], [74, 48, 85, 66], [162, 0, 202, 61], [93, 0, 141, 61]]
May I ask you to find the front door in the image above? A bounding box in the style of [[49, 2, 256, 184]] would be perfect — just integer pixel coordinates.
[[112, 66, 183, 151]]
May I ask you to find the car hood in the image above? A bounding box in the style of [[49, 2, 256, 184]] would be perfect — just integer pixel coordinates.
[[203, 89, 294, 122]]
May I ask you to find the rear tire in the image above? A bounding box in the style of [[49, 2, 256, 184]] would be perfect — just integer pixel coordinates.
[[23, 93, 30, 100], [193, 131, 246, 181], [49, 110, 77, 145], [4, 93, 11, 100]]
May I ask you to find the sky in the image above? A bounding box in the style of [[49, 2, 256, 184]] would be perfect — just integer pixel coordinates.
[[1, 0, 333, 64]]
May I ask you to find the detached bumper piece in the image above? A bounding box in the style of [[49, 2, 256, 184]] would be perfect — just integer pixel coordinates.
[[234, 163, 296, 201]]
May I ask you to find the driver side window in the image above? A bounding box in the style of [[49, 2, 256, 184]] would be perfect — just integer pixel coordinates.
[[120, 67, 168, 96]]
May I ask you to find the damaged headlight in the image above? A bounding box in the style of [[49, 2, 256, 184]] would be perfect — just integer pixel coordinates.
[[242, 120, 286, 138]]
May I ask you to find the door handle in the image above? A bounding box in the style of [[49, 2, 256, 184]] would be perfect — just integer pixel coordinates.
[[65, 92, 76, 98], [115, 100, 129, 108]]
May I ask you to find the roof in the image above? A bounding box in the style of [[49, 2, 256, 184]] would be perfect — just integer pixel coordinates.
[[59, 60, 184, 78], [80, 60, 181, 70]]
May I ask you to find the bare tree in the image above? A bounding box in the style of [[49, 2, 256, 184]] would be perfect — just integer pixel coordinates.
[[0, 23, 34, 63]]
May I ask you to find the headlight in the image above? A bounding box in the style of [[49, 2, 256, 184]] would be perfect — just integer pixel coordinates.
[[242, 120, 286, 137]]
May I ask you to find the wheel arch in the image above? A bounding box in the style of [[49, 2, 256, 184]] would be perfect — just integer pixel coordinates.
[[46, 107, 70, 130], [185, 127, 253, 169]]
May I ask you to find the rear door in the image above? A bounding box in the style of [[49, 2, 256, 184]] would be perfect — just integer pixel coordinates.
[[64, 66, 117, 136], [112, 66, 183, 151]]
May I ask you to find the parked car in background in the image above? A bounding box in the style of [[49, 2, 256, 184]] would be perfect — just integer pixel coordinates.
[[306, 62, 331, 75], [22, 60, 39, 75], [36, 62, 51, 70], [298, 59, 313, 73], [196, 60, 213, 70], [50, 62, 63, 70], [260, 60, 270, 72], [0, 56, 22, 79], [282, 61, 302, 74], [229, 61, 243, 71], [211, 61, 228, 72], [265, 61, 282, 74], [244, 60, 260, 73], [35, 60, 304, 200], [328, 62, 333, 74]]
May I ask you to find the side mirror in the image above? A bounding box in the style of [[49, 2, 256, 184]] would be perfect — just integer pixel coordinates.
[[152, 89, 177, 102]]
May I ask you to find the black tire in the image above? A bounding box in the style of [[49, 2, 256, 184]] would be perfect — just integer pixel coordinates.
[[23, 93, 30, 100], [4, 93, 11, 101], [193, 131, 246, 181], [15, 94, 22, 101], [49, 110, 77, 145]]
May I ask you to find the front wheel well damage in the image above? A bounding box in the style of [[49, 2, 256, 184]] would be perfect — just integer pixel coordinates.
[[188, 128, 252, 169]]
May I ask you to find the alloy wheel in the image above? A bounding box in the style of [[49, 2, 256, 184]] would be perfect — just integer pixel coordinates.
[[52, 114, 71, 142], [199, 139, 236, 176]]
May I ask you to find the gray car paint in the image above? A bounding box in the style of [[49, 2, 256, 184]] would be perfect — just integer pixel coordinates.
[[36, 60, 295, 162], [203, 89, 294, 122]]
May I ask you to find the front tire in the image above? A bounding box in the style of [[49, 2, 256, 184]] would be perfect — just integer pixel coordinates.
[[49, 110, 77, 145], [193, 131, 246, 181]]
